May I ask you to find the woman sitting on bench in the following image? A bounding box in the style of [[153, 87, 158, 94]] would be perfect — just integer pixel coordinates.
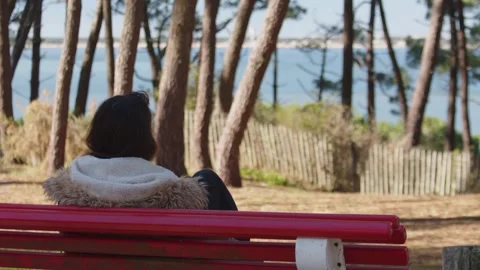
[[43, 91, 239, 212]]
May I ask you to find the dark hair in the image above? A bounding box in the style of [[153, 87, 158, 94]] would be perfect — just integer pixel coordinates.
[[86, 91, 156, 160]]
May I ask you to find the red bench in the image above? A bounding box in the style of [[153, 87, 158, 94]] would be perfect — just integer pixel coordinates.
[[0, 203, 409, 269]]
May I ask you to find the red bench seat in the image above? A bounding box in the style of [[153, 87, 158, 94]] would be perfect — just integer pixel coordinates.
[[0, 203, 409, 269]]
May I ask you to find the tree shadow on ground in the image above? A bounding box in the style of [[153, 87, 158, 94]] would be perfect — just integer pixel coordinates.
[[402, 216, 480, 230], [0, 181, 42, 186], [402, 216, 480, 269], [403, 216, 480, 222], [409, 247, 443, 270]]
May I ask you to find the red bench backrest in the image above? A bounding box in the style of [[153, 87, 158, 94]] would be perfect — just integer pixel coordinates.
[[0, 204, 409, 270]]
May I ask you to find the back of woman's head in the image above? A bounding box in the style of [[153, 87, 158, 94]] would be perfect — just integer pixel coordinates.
[[86, 91, 156, 160]]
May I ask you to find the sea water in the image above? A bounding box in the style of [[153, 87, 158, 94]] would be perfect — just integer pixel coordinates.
[[10, 47, 480, 134]]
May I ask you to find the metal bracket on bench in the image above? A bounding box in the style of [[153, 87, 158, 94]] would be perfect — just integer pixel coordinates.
[[295, 238, 346, 270]]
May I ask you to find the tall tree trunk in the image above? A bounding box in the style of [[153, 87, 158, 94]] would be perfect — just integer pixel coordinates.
[[154, 15, 171, 72], [15, 0, 30, 34], [47, 0, 81, 174], [445, 0, 458, 152], [143, 1, 161, 90], [192, 0, 220, 170], [403, 0, 447, 149], [103, 0, 115, 97], [73, 0, 103, 117], [456, 0, 472, 153], [342, 0, 354, 118], [11, 0, 41, 79], [113, 0, 144, 96], [216, 0, 255, 115], [197, 43, 203, 66], [154, 0, 198, 176], [8, 0, 16, 19], [216, 0, 289, 187], [317, 45, 327, 102], [30, 0, 42, 102], [378, 0, 408, 125], [64, 0, 68, 31], [342, 0, 357, 190], [0, 0, 13, 120], [366, 0, 376, 129], [272, 44, 278, 110]]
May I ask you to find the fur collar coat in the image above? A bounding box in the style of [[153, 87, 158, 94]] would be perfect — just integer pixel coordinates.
[[43, 155, 209, 209]]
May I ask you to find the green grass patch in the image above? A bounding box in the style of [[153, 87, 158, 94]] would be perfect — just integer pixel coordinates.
[[241, 168, 289, 186]]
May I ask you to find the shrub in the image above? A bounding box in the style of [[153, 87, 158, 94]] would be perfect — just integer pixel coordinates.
[[1, 100, 91, 169], [253, 101, 380, 191], [1, 100, 53, 166]]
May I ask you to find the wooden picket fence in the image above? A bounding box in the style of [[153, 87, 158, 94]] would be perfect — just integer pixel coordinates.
[[361, 145, 474, 195], [183, 111, 479, 196]]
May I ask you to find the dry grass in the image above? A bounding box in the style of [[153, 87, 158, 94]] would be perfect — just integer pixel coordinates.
[[1, 99, 91, 169], [0, 167, 479, 269]]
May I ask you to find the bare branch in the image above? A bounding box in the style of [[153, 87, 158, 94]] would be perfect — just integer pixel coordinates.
[[297, 78, 317, 101], [377, 82, 397, 99], [297, 63, 318, 77], [304, 52, 321, 66], [326, 53, 339, 63], [40, 74, 55, 83], [134, 69, 154, 83], [266, 82, 287, 88], [155, 13, 172, 57], [12, 88, 29, 100], [216, 17, 233, 33], [354, 0, 371, 13], [191, 50, 200, 63], [323, 69, 341, 77]]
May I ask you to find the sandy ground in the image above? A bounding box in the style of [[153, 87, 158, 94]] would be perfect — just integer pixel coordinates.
[[0, 169, 479, 269]]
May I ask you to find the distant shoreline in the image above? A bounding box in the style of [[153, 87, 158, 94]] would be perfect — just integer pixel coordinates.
[[28, 39, 417, 50]]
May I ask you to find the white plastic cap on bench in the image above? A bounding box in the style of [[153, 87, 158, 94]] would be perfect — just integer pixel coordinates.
[[295, 238, 346, 270]]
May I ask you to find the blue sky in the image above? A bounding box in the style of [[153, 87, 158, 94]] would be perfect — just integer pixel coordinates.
[[40, 0, 430, 39]]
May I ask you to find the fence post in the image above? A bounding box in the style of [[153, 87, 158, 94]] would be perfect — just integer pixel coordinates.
[[443, 246, 480, 270]]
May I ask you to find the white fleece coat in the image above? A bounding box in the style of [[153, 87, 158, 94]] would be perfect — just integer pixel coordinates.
[[43, 155, 209, 209]]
